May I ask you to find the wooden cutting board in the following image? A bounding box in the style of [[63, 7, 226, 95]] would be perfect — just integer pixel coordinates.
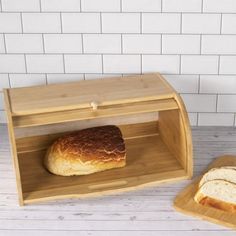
[[174, 155, 236, 229]]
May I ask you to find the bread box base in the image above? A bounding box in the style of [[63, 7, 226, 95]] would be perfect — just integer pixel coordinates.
[[17, 121, 187, 204], [4, 73, 193, 205]]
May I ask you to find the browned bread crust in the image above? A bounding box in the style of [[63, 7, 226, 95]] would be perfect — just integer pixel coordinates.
[[196, 193, 236, 213], [44, 125, 126, 176]]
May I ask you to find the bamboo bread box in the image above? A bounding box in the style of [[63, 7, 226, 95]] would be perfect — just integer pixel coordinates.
[[4, 73, 193, 205]]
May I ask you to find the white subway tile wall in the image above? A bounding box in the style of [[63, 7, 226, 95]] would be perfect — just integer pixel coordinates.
[[9, 74, 46, 88], [103, 55, 141, 73], [5, 34, 43, 53], [83, 34, 121, 53], [182, 14, 221, 34], [102, 13, 140, 33], [162, 35, 200, 54], [62, 13, 100, 33], [41, 0, 81, 12], [64, 55, 102, 73], [0, 0, 236, 126], [47, 74, 84, 84], [122, 34, 160, 53], [142, 13, 180, 33], [44, 34, 82, 53], [1, 0, 40, 12], [222, 14, 236, 34], [163, 0, 201, 13], [0, 74, 10, 89], [26, 55, 64, 73], [22, 13, 61, 33], [81, 0, 120, 12], [122, 0, 161, 12], [142, 55, 180, 74]]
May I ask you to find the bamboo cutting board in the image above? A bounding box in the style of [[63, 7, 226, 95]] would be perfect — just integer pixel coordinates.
[[174, 155, 236, 229]]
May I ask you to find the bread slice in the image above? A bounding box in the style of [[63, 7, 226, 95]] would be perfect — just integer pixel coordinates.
[[199, 166, 236, 187], [194, 180, 236, 213], [44, 125, 126, 176]]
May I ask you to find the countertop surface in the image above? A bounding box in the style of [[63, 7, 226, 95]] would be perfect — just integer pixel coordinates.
[[0, 124, 236, 236]]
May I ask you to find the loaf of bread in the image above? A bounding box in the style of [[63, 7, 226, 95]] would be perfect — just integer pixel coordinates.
[[44, 125, 126, 176], [194, 166, 236, 213]]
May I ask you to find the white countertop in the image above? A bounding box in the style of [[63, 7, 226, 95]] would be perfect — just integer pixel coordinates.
[[0, 125, 236, 236]]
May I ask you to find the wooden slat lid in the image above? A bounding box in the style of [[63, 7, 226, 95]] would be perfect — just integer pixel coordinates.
[[8, 73, 175, 116]]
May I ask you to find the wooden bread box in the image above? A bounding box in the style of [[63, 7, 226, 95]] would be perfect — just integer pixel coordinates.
[[4, 73, 193, 205]]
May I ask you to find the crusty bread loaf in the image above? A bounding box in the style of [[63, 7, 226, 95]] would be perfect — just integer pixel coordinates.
[[199, 166, 236, 188], [194, 180, 236, 213], [44, 125, 126, 176]]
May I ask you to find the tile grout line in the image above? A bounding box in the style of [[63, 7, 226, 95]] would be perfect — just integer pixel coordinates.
[[2, 32, 236, 35], [62, 54, 66, 73], [100, 12, 102, 33], [196, 112, 199, 126], [121, 34, 123, 53], [59, 12, 63, 33], [180, 13, 182, 34], [101, 54, 104, 74], [140, 54, 142, 74], [215, 94, 219, 113], [20, 12, 24, 33], [80, 17, 84, 79], [45, 73, 48, 85], [39, 0, 42, 12], [2, 72, 236, 77], [220, 13, 223, 34], [216, 53, 220, 114], [140, 13, 142, 34], [24, 54, 27, 73], [79, 0, 82, 12], [81, 34, 84, 53], [7, 74, 12, 88], [1, 11, 236, 14], [160, 34, 162, 54], [3, 34, 7, 53], [21, 12, 27, 74], [218, 55, 221, 74], [200, 34, 202, 54], [42, 34, 45, 53], [198, 75, 201, 93], [2, 53, 236, 56], [120, 0, 122, 12]]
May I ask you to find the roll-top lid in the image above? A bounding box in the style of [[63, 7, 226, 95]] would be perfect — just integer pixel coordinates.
[[7, 73, 175, 116]]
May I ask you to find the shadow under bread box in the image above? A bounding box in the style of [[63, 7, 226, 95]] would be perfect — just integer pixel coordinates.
[[4, 73, 193, 206]]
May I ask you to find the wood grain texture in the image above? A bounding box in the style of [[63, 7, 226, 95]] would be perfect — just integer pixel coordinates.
[[174, 155, 236, 229], [0, 125, 236, 235], [9, 73, 175, 116], [12, 98, 178, 128]]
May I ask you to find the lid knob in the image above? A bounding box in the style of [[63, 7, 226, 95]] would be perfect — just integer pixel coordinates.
[[90, 101, 98, 110]]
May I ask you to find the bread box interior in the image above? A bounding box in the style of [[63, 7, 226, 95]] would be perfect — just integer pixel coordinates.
[[4, 73, 193, 205]]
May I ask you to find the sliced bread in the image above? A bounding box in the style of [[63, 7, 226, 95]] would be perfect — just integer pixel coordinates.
[[199, 166, 236, 188], [194, 179, 236, 213]]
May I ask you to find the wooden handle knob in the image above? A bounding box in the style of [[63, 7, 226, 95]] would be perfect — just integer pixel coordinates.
[[90, 101, 98, 110]]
